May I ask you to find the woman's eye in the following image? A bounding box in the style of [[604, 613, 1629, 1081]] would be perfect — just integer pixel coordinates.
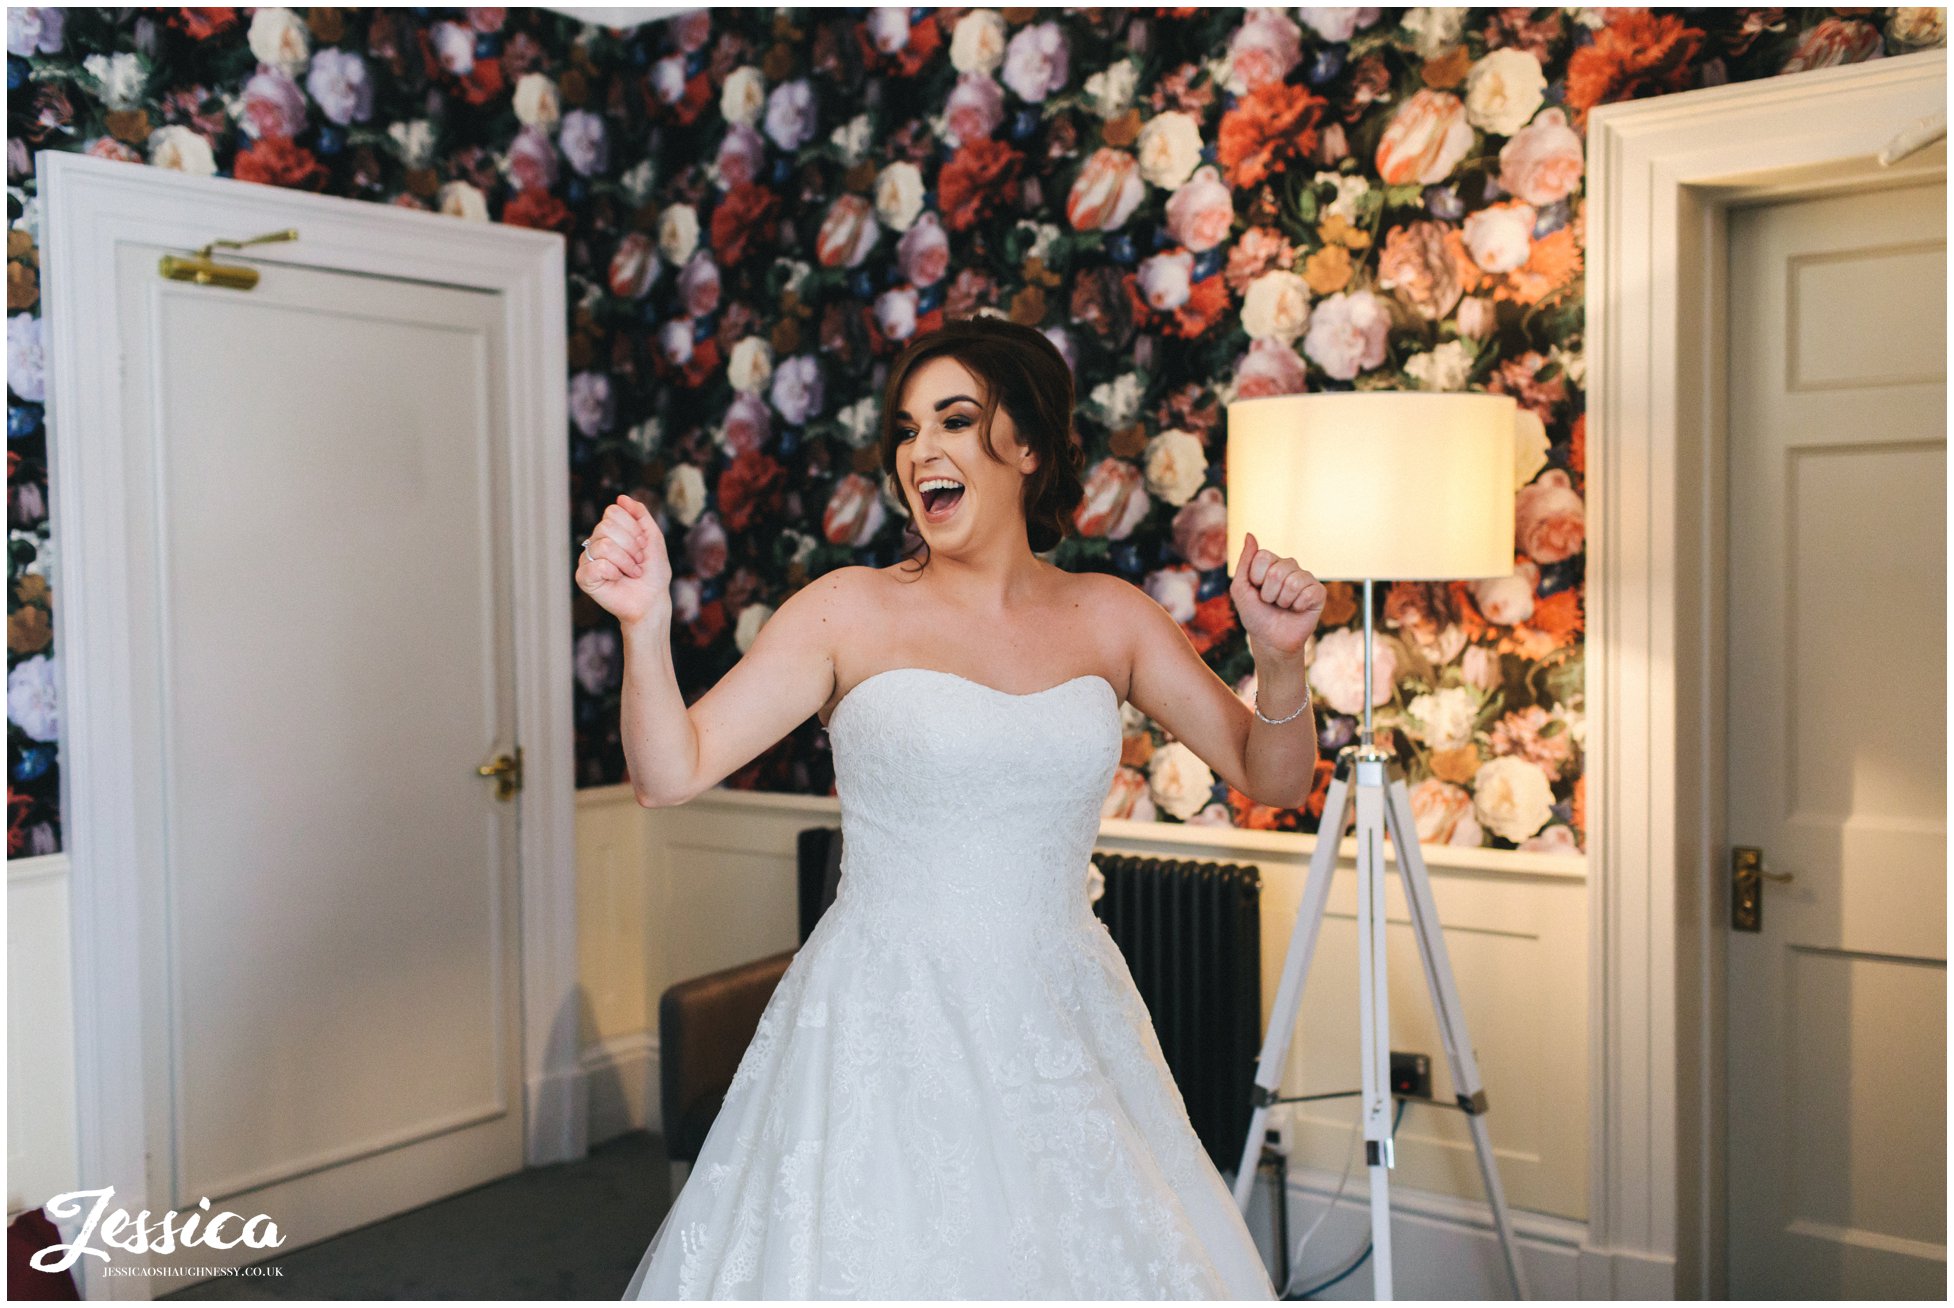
[[944, 416, 969, 429]]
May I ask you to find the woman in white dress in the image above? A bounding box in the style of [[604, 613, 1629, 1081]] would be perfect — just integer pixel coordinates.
[[579, 317, 1326, 1299]]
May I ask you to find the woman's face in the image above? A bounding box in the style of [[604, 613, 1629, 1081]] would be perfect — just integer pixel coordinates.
[[892, 355, 1038, 552]]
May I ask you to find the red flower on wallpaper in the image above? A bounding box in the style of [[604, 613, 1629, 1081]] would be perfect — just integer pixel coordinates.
[[169, 9, 241, 40], [717, 449, 786, 532], [1120, 270, 1231, 340], [1217, 81, 1327, 190], [1563, 10, 1705, 129], [710, 183, 781, 265], [232, 135, 328, 190], [502, 188, 573, 232], [417, 28, 507, 107], [937, 139, 1024, 233], [1184, 592, 1239, 656], [856, 14, 942, 79]]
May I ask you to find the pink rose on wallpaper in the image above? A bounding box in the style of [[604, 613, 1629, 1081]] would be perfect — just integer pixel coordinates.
[[307, 49, 374, 126], [1170, 487, 1229, 570], [467, 7, 506, 33], [1002, 22, 1070, 103], [1074, 457, 1151, 540], [865, 7, 911, 55], [1463, 201, 1537, 275], [678, 252, 721, 317], [657, 318, 694, 366], [1781, 16, 1885, 71], [1516, 468, 1585, 563], [1521, 824, 1580, 853], [686, 513, 728, 579], [569, 370, 614, 437], [1376, 218, 1468, 322], [714, 123, 765, 188], [1308, 627, 1398, 715], [507, 125, 558, 191], [608, 232, 660, 299], [874, 285, 920, 341], [1136, 249, 1194, 311], [85, 136, 142, 162], [1408, 778, 1475, 843], [670, 7, 711, 52], [1456, 295, 1497, 340], [559, 109, 608, 176], [241, 69, 308, 139], [1298, 6, 1383, 42], [769, 354, 825, 425], [1041, 324, 1078, 373], [1471, 562, 1540, 626], [1222, 9, 1302, 94], [1499, 107, 1584, 207], [1460, 644, 1503, 693], [1231, 337, 1310, 399], [1143, 564, 1201, 623], [764, 78, 816, 151], [719, 392, 772, 456], [1375, 89, 1473, 186], [822, 473, 886, 547], [430, 20, 476, 75], [1066, 147, 1144, 231], [1490, 704, 1576, 783], [897, 212, 950, 286], [669, 575, 702, 624], [816, 194, 880, 268], [1302, 288, 1391, 381], [944, 72, 1005, 147], [1163, 165, 1234, 252], [651, 54, 688, 107], [1102, 766, 1158, 821]]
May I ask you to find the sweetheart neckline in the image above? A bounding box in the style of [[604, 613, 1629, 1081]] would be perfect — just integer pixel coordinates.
[[823, 666, 1117, 730]]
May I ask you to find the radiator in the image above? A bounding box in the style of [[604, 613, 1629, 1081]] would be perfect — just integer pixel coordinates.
[[1088, 853, 1263, 1173]]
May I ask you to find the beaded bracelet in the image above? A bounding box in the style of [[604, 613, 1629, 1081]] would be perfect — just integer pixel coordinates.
[[1252, 682, 1312, 725]]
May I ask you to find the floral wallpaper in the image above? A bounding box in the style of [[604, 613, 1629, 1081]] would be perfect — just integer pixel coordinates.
[[7, 8, 1946, 860]]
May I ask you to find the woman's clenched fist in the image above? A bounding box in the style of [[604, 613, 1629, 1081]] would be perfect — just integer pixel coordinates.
[[576, 495, 672, 627]]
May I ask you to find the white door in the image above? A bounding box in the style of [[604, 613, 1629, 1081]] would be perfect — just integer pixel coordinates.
[[114, 245, 527, 1289], [1724, 178, 1946, 1298]]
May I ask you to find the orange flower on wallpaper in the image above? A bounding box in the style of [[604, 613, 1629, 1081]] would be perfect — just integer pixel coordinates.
[[1494, 224, 1583, 307], [232, 135, 329, 190], [938, 139, 1025, 232], [1563, 10, 1706, 129], [1216, 81, 1326, 189], [1498, 588, 1583, 661]]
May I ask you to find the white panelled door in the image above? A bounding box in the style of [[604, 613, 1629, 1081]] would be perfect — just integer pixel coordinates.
[[1724, 178, 1946, 1298], [115, 247, 526, 1287]]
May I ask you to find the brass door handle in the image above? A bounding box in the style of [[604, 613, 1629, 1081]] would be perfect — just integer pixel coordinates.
[[476, 746, 523, 801]]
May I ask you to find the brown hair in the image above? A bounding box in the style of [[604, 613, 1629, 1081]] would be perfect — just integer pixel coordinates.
[[878, 315, 1087, 570]]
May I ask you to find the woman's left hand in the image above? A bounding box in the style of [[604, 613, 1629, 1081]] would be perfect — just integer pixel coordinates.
[[1230, 530, 1327, 661]]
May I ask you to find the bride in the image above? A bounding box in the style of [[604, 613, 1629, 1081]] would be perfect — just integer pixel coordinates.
[[580, 316, 1325, 1299]]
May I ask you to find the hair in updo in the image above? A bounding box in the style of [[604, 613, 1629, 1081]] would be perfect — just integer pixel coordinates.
[[877, 315, 1087, 571]]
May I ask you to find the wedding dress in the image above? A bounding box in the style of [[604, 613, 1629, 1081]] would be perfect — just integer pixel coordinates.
[[621, 666, 1278, 1299]]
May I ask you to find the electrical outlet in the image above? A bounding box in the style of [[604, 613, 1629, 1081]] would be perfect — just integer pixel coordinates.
[[1391, 1050, 1432, 1100]]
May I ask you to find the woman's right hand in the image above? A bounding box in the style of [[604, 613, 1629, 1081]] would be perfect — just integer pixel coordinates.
[[576, 494, 672, 627]]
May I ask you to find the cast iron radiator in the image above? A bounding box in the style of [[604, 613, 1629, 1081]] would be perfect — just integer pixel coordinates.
[[1088, 852, 1263, 1173]]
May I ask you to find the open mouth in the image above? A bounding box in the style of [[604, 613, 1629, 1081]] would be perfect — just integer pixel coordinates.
[[918, 477, 966, 522]]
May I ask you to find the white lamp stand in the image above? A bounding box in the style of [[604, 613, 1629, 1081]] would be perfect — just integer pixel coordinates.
[[1223, 392, 1531, 1300]]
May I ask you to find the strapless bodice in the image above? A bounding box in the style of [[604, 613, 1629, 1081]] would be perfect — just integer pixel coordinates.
[[824, 666, 1121, 933]]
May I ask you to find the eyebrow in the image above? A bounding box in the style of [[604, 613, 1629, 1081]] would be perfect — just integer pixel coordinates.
[[893, 394, 981, 420]]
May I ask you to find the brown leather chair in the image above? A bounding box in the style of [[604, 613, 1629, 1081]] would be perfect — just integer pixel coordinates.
[[658, 826, 843, 1193]]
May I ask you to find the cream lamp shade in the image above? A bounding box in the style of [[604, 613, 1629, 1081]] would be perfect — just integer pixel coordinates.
[[1224, 391, 1519, 582]]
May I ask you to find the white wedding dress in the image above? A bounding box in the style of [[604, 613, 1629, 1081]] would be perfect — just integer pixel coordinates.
[[621, 666, 1278, 1299]]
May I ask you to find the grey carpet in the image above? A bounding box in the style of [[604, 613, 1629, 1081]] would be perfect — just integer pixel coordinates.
[[161, 1131, 667, 1301]]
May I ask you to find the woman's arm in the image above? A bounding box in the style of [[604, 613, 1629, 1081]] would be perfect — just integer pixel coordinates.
[[1117, 533, 1325, 810], [622, 569, 853, 808]]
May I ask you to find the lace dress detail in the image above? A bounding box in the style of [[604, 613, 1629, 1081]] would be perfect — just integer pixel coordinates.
[[621, 667, 1277, 1300]]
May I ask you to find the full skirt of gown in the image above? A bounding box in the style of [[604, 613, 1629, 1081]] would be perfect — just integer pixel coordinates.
[[621, 667, 1278, 1299]]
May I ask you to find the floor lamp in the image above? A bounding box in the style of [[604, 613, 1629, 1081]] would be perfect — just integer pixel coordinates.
[[1223, 391, 1531, 1300]]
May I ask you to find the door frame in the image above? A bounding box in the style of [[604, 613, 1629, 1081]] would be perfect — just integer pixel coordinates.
[[37, 151, 581, 1287], [1585, 48, 1946, 1298]]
